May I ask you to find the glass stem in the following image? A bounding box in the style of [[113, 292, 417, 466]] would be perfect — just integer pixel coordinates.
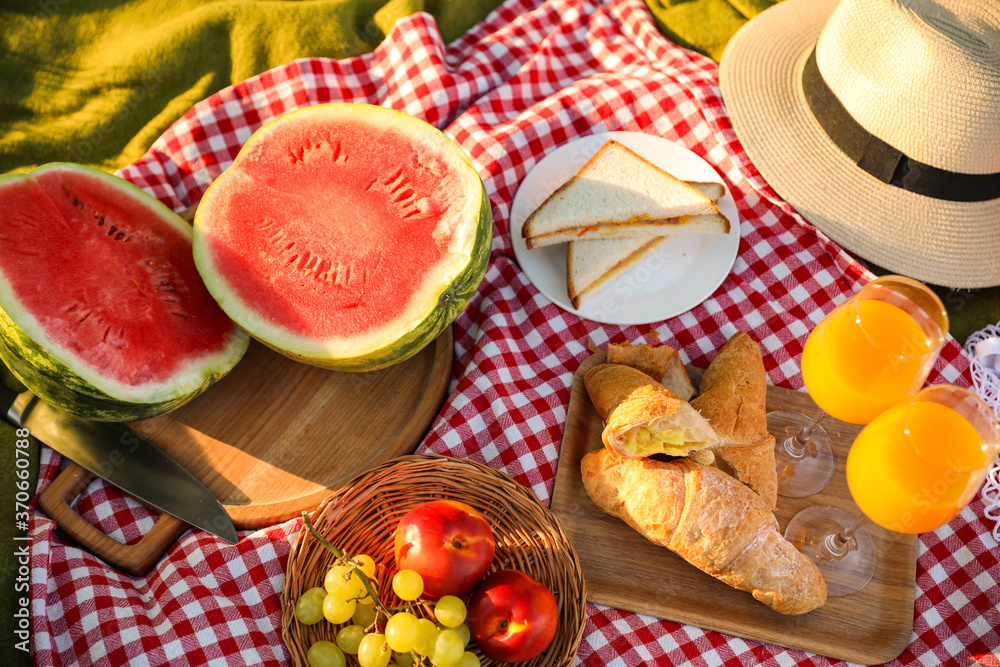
[[782, 411, 828, 460], [819, 513, 868, 562]]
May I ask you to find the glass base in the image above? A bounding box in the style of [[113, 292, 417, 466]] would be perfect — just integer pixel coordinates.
[[784, 505, 877, 597], [768, 410, 836, 498]]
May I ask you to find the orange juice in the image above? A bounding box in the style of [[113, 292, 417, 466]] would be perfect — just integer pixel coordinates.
[[801, 299, 933, 424], [847, 400, 989, 533]]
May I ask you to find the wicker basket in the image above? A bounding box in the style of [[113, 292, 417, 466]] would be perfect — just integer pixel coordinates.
[[281, 454, 587, 667]]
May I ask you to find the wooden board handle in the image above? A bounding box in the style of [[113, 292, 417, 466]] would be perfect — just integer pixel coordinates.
[[37, 462, 190, 577]]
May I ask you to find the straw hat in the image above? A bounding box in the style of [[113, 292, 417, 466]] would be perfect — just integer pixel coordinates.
[[719, 0, 1000, 288]]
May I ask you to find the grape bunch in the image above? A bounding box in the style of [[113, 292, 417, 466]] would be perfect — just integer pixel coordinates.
[[292, 516, 482, 667]]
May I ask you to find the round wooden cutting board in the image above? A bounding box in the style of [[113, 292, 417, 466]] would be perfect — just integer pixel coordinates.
[[128, 327, 454, 528]]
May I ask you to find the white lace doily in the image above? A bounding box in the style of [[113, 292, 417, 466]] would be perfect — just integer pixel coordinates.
[[964, 324, 1000, 542]]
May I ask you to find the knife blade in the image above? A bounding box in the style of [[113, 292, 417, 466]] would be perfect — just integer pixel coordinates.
[[1, 385, 237, 544]]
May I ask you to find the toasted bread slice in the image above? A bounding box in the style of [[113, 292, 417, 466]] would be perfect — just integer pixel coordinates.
[[566, 234, 665, 309], [529, 213, 730, 247], [564, 178, 730, 309], [522, 140, 720, 248]]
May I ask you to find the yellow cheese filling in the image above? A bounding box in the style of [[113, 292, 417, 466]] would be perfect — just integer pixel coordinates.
[[621, 425, 705, 457]]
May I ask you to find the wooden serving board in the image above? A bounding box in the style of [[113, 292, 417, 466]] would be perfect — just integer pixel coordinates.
[[41, 330, 453, 575], [550, 352, 917, 665], [121, 327, 454, 529]]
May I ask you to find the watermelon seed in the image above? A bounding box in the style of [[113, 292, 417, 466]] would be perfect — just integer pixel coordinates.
[[97, 215, 105, 227], [107, 225, 117, 236]]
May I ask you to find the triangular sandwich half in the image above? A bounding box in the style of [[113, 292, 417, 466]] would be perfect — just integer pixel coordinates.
[[565, 179, 729, 310], [521, 140, 725, 249]]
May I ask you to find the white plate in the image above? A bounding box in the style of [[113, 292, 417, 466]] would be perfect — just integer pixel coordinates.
[[510, 131, 740, 325]]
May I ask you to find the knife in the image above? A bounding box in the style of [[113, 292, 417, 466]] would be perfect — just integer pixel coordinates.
[[2, 385, 237, 544]]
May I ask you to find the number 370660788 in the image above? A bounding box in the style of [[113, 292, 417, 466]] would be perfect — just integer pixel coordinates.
[[13, 428, 33, 528]]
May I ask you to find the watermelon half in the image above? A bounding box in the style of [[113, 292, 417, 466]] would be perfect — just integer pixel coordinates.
[[192, 103, 492, 371], [0, 163, 250, 421]]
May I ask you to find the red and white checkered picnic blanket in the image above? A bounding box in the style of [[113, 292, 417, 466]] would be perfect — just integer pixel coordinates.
[[28, 0, 999, 665]]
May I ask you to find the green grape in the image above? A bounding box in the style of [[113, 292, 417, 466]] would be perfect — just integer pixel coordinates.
[[353, 600, 378, 627], [393, 651, 415, 667], [357, 577, 378, 605], [452, 623, 471, 647], [391, 570, 424, 601], [325, 564, 366, 601], [456, 651, 481, 667], [352, 554, 378, 578], [323, 593, 357, 624], [336, 624, 366, 655], [384, 612, 419, 653], [294, 587, 327, 625], [412, 617, 439, 656], [431, 629, 465, 667], [433, 596, 466, 628], [306, 640, 347, 667], [358, 632, 392, 667]]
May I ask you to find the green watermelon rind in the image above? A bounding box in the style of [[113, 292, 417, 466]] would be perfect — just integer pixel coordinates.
[[0, 309, 245, 421], [0, 163, 250, 421], [193, 103, 493, 372]]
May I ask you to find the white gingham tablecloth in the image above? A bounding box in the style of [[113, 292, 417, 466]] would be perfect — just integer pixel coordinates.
[[28, 0, 999, 665]]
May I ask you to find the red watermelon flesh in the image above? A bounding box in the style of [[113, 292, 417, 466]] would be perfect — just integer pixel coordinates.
[[198, 119, 467, 340], [0, 167, 240, 387]]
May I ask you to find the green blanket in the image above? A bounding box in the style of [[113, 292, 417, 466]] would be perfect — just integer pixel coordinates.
[[645, 0, 776, 61], [0, 0, 506, 175], [0, 0, 774, 177]]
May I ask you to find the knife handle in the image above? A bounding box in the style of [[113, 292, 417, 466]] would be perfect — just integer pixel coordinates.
[[38, 462, 190, 577]]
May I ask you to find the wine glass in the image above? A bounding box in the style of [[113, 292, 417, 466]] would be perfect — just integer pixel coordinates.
[[784, 384, 1000, 596], [771, 275, 949, 497]]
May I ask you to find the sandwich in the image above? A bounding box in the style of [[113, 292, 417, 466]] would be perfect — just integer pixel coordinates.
[[521, 140, 727, 249], [566, 179, 728, 309]]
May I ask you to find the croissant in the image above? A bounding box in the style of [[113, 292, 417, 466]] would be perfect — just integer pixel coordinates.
[[606, 342, 697, 401], [581, 448, 827, 615], [584, 363, 718, 461]]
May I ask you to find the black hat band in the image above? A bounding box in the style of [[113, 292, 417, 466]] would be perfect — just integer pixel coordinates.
[[801, 47, 1000, 202]]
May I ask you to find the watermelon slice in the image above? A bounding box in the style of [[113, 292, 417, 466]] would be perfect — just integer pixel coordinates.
[[192, 103, 492, 371], [0, 163, 249, 421]]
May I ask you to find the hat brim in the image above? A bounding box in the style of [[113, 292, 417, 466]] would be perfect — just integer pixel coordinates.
[[719, 0, 1000, 289]]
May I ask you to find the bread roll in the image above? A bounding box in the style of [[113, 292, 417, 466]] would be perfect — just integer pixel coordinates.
[[690, 331, 777, 509]]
